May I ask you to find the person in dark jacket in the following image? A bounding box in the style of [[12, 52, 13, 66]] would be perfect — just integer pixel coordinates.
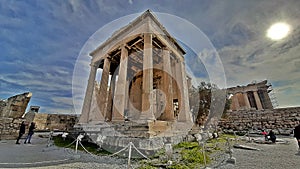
[[267, 130, 276, 143], [294, 124, 300, 150], [24, 122, 36, 144], [16, 121, 26, 144]]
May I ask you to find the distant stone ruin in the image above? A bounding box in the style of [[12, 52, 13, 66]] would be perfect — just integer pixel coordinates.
[[220, 80, 300, 134], [227, 80, 273, 111], [0, 92, 32, 118], [0, 92, 32, 140], [76, 10, 193, 152]]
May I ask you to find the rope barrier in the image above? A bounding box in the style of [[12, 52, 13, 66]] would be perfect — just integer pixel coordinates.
[[109, 143, 130, 157], [78, 141, 96, 156], [130, 143, 149, 160], [40, 131, 240, 169], [63, 140, 77, 149]]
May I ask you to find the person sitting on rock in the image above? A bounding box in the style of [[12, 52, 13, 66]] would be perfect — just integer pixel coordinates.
[[294, 124, 300, 151], [267, 130, 276, 143], [261, 130, 268, 141]]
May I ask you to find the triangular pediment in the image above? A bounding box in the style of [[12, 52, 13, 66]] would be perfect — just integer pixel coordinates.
[[90, 10, 185, 62]]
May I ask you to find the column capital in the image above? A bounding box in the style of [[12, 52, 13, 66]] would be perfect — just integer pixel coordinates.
[[90, 62, 99, 68], [163, 46, 171, 51]]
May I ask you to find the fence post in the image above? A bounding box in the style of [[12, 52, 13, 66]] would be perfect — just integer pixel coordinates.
[[127, 142, 132, 168]]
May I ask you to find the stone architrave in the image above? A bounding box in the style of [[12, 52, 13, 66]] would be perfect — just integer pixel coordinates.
[[140, 33, 155, 121], [79, 62, 98, 123], [112, 45, 128, 121], [160, 48, 174, 121], [253, 90, 263, 110]]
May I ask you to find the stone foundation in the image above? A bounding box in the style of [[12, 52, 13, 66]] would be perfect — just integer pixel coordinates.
[[75, 121, 192, 154]]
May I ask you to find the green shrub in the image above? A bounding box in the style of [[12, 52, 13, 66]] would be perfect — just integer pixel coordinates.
[[181, 148, 210, 165]]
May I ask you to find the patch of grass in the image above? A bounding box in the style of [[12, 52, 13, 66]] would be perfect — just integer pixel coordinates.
[[181, 147, 210, 168], [171, 141, 211, 169], [137, 160, 158, 169], [152, 148, 165, 158], [167, 163, 189, 169], [138, 166, 157, 169], [53, 135, 111, 155], [173, 141, 198, 149]]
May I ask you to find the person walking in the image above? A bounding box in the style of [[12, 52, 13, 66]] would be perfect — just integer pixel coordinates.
[[24, 122, 36, 144], [267, 130, 276, 143], [16, 121, 26, 144], [294, 124, 300, 151]]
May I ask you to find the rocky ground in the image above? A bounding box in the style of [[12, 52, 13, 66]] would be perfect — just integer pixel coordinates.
[[217, 136, 300, 169], [0, 134, 299, 169]]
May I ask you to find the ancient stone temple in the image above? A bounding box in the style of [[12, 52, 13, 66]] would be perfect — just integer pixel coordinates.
[[227, 80, 273, 111], [76, 10, 193, 152]]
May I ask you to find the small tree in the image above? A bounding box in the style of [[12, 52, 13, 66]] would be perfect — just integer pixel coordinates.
[[189, 82, 230, 127]]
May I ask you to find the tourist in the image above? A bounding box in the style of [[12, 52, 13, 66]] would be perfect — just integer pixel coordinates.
[[261, 130, 268, 141], [294, 124, 300, 151], [267, 130, 276, 143], [16, 121, 26, 144], [24, 122, 36, 144]]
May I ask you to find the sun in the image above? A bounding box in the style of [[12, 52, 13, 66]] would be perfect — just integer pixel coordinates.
[[267, 22, 291, 40]]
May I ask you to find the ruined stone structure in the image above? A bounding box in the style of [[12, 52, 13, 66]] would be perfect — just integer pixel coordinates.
[[77, 10, 193, 152], [219, 107, 300, 134], [32, 113, 78, 131], [227, 80, 273, 111], [24, 106, 78, 131], [0, 92, 32, 118], [0, 92, 32, 140]]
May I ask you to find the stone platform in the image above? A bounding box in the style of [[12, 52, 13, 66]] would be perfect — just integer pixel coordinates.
[[74, 120, 193, 155]]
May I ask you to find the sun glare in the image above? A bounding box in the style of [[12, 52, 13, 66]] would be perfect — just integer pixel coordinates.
[[267, 22, 291, 40]]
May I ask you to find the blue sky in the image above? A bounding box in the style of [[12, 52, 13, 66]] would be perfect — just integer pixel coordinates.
[[1, 0, 299, 114]]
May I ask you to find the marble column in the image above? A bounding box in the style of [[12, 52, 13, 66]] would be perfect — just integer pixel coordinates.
[[79, 62, 98, 123], [140, 33, 155, 121], [232, 94, 240, 111], [105, 73, 116, 121], [177, 60, 191, 122], [243, 92, 251, 109], [253, 90, 263, 110], [112, 45, 128, 121], [160, 48, 174, 121], [98, 57, 111, 118], [262, 90, 273, 109]]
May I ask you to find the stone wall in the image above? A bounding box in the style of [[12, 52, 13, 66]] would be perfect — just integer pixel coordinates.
[[0, 118, 24, 140], [219, 107, 300, 134], [26, 113, 79, 131]]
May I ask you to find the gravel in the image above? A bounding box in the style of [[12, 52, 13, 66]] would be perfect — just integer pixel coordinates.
[[216, 137, 300, 169], [1, 135, 299, 169]]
